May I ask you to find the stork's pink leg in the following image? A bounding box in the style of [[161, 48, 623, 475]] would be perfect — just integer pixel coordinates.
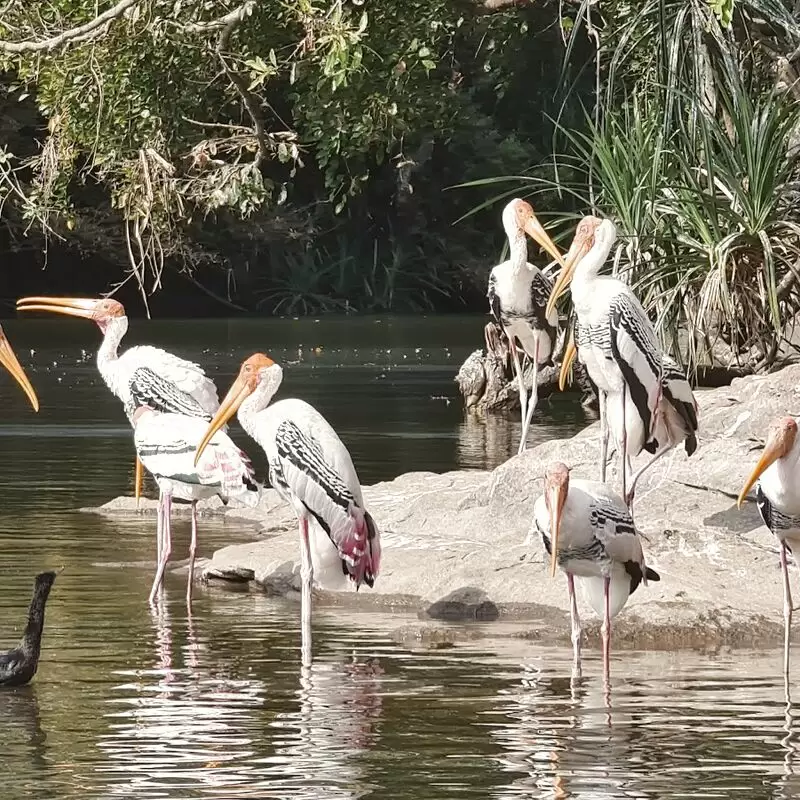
[[599, 391, 609, 483], [186, 500, 198, 606], [602, 576, 611, 684], [626, 444, 674, 510], [781, 541, 793, 676], [621, 390, 629, 506], [509, 339, 528, 454], [519, 339, 540, 454], [299, 517, 314, 666], [567, 573, 582, 677], [149, 492, 172, 604]]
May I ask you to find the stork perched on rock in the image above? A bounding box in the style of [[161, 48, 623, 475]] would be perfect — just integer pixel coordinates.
[[545, 217, 698, 508], [488, 199, 563, 454]]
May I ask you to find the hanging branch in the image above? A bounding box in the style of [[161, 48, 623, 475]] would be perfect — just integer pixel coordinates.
[[0, 0, 139, 53], [214, 4, 270, 167]]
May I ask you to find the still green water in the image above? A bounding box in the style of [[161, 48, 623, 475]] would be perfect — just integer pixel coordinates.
[[0, 315, 796, 799]]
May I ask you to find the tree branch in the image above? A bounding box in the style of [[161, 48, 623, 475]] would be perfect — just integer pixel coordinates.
[[0, 0, 139, 53], [181, 1, 257, 33], [215, 4, 269, 167]]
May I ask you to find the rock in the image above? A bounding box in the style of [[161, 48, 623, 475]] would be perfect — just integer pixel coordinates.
[[85, 364, 800, 650]]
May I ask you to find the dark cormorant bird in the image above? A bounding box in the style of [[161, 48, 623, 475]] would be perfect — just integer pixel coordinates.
[[0, 571, 57, 688]]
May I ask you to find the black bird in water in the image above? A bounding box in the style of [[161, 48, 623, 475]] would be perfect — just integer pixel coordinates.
[[0, 572, 58, 688]]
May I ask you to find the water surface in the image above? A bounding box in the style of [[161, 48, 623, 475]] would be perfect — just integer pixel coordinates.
[[0, 315, 795, 799]]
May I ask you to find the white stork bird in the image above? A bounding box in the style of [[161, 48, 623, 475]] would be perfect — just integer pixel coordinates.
[[738, 417, 800, 676], [0, 324, 39, 412], [130, 366, 260, 604], [533, 461, 660, 679], [488, 199, 563, 454], [194, 353, 381, 665], [15, 296, 220, 500], [545, 217, 698, 507]]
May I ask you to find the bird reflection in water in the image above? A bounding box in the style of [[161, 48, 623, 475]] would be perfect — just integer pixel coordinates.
[[98, 605, 266, 797], [0, 686, 50, 777], [779, 676, 800, 800], [252, 655, 385, 798], [457, 412, 518, 472], [490, 658, 653, 800]]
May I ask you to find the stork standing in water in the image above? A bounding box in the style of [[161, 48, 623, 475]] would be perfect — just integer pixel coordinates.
[[194, 354, 381, 665], [0, 324, 39, 412], [738, 417, 800, 675], [533, 462, 659, 679], [130, 366, 260, 604], [15, 297, 220, 501], [488, 199, 563, 454], [545, 217, 698, 507]]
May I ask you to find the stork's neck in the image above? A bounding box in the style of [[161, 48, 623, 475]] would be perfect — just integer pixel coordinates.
[[571, 239, 615, 302], [237, 370, 283, 444], [506, 228, 529, 278], [96, 316, 129, 386], [768, 441, 800, 513]]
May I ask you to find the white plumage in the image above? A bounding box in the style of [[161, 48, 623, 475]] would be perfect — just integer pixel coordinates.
[[487, 199, 560, 455], [194, 354, 381, 665], [548, 218, 698, 507], [533, 462, 659, 678], [738, 416, 800, 675]]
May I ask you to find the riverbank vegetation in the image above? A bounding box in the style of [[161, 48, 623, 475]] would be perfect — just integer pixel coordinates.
[[1, 1, 800, 372]]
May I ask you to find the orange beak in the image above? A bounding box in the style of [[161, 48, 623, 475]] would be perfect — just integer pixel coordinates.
[[548, 483, 567, 578], [522, 215, 567, 271], [0, 329, 39, 411], [558, 330, 577, 392], [194, 377, 252, 466], [544, 227, 594, 320], [16, 296, 101, 320], [737, 430, 789, 509]]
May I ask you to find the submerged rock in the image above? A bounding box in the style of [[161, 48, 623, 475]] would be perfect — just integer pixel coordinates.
[[86, 365, 800, 650]]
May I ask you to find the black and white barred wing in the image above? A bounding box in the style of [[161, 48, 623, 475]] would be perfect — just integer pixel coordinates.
[[660, 353, 699, 452], [122, 345, 220, 415], [487, 269, 502, 325], [134, 411, 260, 505], [586, 493, 645, 567], [129, 366, 211, 420], [608, 291, 664, 438], [272, 419, 380, 587]]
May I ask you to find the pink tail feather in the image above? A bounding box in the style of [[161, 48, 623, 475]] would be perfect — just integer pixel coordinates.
[[334, 504, 381, 589]]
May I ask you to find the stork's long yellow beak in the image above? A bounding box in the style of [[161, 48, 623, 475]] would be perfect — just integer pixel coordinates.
[[194, 377, 252, 466], [544, 226, 595, 320], [522, 216, 567, 271], [135, 457, 144, 507], [737, 435, 786, 509], [16, 296, 100, 320], [0, 330, 39, 411], [548, 484, 566, 579], [558, 331, 577, 392]]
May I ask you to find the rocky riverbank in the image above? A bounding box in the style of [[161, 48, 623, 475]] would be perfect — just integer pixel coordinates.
[[86, 365, 800, 650]]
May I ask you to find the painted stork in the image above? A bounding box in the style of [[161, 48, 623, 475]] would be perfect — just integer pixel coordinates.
[[488, 199, 564, 454], [533, 461, 660, 679], [130, 366, 260, 604], [737, 416, 800, 675], [15, 296, 220, 501], [545, 217, 698, 507], [0, 324, 39, 412], [193, 353, 381, 665]]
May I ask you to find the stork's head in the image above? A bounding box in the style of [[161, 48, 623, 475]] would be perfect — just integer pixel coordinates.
[[0, 324, 39, 412], [737, 416, 799, 508], [544, 215, 604, 319], [502, 198, 566, 271], [543, 461, 571, 578], [194, 353, 281, 465], [16, 296, 126, 333]]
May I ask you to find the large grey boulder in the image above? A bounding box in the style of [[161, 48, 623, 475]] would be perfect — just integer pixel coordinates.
[[88, 365, 800, 649]]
